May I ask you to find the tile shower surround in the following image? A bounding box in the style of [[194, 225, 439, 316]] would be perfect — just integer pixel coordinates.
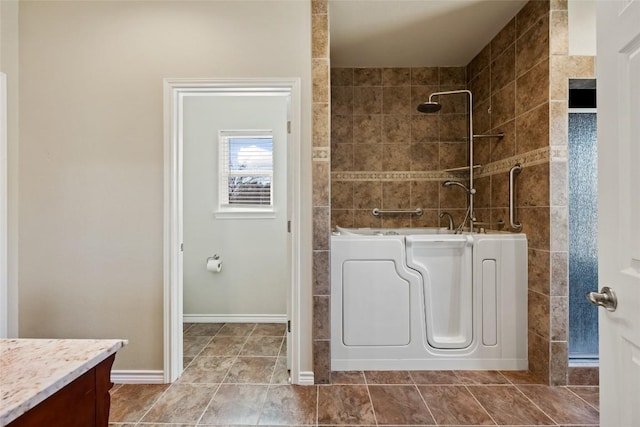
[[468, 0, 595, 385], [108, 323, 600, 426], [314, 0, 595, 384], [330, 66, 471, 230], [470, 0, 552, 383]]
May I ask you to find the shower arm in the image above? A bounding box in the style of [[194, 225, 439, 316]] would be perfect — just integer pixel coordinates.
[[427, 89, 473, 103], [424, 89, 475, 232]]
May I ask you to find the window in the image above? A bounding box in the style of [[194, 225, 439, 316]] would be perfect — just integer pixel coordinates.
[[218, 130, 274, 212]]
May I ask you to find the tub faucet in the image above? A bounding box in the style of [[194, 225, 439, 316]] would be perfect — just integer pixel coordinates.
[[439, 212, 455, 230]]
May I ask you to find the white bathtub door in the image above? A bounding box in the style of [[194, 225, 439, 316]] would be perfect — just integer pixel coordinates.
[[406, 235, 473, 349], [596, 1, 640, 425]]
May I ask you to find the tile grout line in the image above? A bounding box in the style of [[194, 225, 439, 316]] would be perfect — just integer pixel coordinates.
[[218, 324, 253, 385], [130, 382, 174, 425], [564, 385, 600, 413], [183, 323, 194, 334], [183, 323, 226, 426], [412, 383, 438, 426], [315, 382, 320, 427], [184, 333, 217, 364], [463, 384, 500, 426], [194, 323, 254, 426], [131, 325, 281, 426], [500, 370, 518, 386], [363, 374, 379, 427], [181, 332, 218, 376], [182, 326, 222, 371], [512, 383, 562, 426], [493, 370, 511, 384], [121, 328, 600, 427], [193, 382, 222, 427], [256, 376, 273, 426], [255, 332, 285, 425]]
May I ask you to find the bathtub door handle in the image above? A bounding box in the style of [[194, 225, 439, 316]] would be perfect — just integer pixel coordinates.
[[509, 164, 523, 231]]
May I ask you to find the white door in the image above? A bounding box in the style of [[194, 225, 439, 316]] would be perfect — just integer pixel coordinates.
[[596, 1, 640, 425]]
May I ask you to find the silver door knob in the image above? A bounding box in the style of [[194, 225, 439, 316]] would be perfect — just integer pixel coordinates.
[[586, 286, 617, 312]]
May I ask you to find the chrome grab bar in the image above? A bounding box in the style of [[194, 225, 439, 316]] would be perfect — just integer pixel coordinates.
[[372, 208, 423, 217], [473, 220, 505, 227], [509, 164, 523, 231], [472, 133, 505, 139]]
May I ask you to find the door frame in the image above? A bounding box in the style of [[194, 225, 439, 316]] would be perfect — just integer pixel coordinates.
[[163, 78, 303, 383], [0, 72, 7, 338]]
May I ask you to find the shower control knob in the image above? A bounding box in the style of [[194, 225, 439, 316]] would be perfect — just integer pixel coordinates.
[[586, 286, 617, 312]]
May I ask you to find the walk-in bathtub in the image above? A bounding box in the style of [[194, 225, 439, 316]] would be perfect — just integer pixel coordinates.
[[331, 227, 528, 371]]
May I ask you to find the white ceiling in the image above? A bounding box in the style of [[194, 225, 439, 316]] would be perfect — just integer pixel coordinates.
[[329, 0, 528, 68]]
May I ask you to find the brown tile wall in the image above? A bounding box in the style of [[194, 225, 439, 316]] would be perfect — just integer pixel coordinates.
[[468, 0, 552, 382], [311, 0, 331, 384], [330, 67, 470, 229], [468, 0, 596, 385]]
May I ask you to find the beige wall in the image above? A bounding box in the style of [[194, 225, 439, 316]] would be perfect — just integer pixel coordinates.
[[0, 0, 19, 338], [568, 0, 596, 56], [18, 1, 312, 371]]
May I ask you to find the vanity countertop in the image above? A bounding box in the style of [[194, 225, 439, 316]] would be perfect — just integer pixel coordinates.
[[0, 338, 126, 425]]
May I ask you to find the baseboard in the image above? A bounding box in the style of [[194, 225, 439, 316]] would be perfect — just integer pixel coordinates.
[[111, 370, 165, 384], [297, 371, 315, 385], [183, 314, 287, 323]]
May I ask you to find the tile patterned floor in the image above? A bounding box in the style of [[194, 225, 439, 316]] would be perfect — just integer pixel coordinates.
[[109, 323, 600, 427]]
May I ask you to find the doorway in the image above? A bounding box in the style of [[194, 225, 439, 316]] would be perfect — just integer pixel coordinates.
[[182, 95, 288, 322], [163, 78, 303, 384]]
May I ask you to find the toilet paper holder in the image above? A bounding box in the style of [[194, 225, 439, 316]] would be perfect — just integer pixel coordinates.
[[206, 254, 222, 273]]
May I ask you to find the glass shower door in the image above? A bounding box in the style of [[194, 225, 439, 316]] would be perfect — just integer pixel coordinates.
[[568, 112, 599, 361]]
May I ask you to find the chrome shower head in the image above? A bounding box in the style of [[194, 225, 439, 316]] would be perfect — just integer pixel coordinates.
[[417, 101, 442, 114]]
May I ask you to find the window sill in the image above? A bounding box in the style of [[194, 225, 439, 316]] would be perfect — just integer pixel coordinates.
[[214, 209, 276, 219]]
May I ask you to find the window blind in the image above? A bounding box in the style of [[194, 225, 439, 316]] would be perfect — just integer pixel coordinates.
[[219, 134, 273, 207]]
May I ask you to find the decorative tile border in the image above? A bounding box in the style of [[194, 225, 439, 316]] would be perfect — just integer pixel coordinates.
[[313, 147, 330, 161], [331, 147, 552, 181], [331, 170, 466, 182], [476, 147, 551, 177], [550, 146, 568, 161]]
